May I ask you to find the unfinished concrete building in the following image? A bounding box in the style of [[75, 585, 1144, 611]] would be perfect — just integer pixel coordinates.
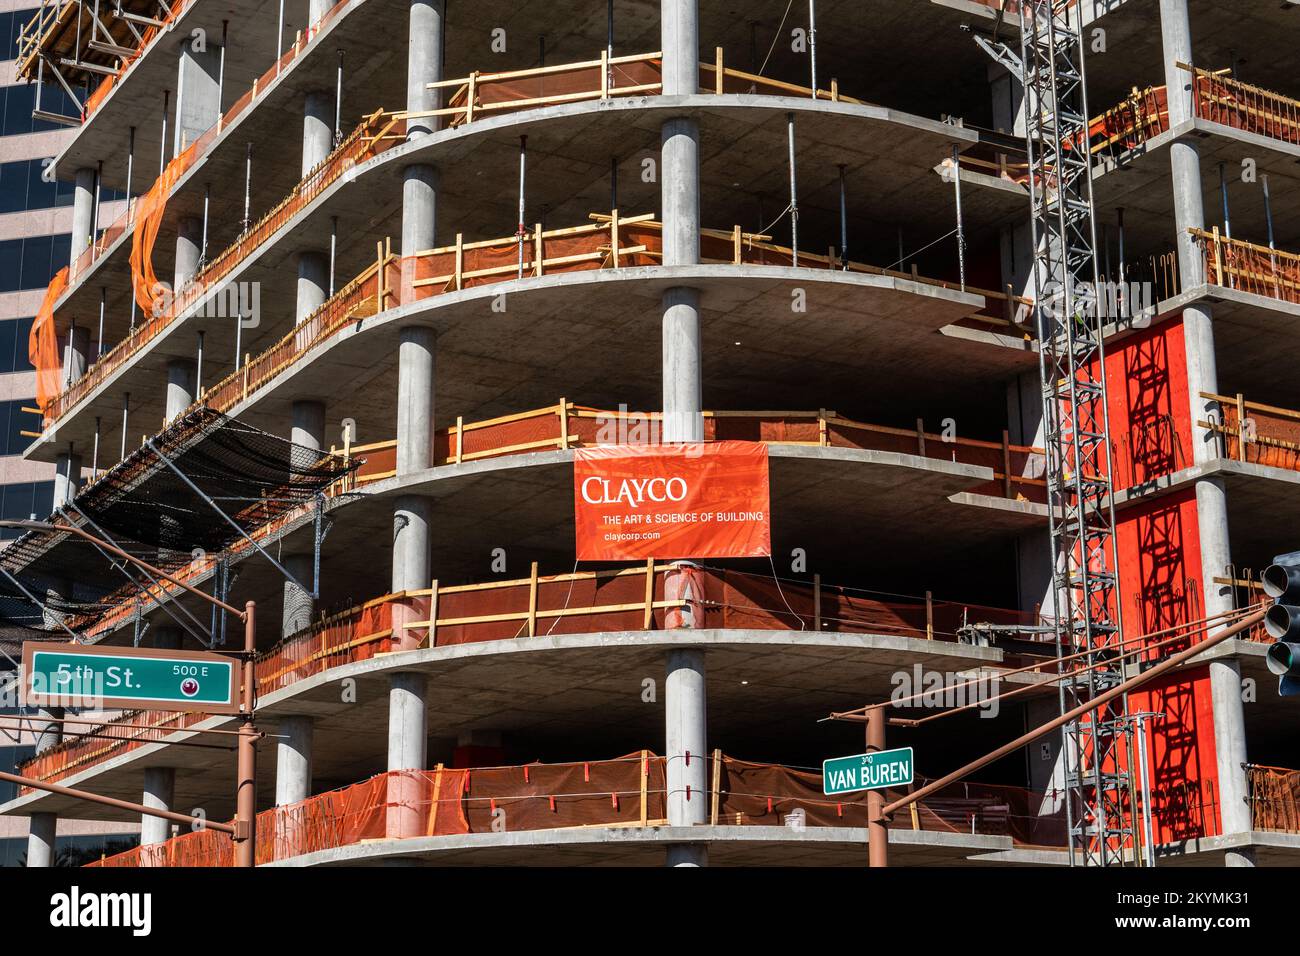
[[1, 0, 1299, 867]]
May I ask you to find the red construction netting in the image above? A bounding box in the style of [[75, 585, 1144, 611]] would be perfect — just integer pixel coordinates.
[[1247, 765, 1300, 834], [87, 753, 1068, 866], [1192, 69, 1300, 146], [446, 56, 662, 127], [1199, 232, 1300, 307], [28, 266, 67, 415], [256, 596, 395, 695], [17, 709, 208, 788]]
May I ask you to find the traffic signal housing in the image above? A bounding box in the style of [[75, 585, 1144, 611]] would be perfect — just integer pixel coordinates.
[[1262, 553, 1300, 697]]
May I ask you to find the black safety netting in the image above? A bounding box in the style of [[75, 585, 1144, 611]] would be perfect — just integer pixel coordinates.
[[0, 408, 356, 633]]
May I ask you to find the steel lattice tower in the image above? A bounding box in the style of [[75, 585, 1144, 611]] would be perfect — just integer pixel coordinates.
[[1018, 1, 1134, 867]]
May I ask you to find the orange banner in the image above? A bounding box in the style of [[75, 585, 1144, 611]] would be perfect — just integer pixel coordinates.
[[574, 442, 771, 561]]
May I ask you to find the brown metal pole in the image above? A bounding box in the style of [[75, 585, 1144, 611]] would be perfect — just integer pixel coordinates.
[[233, 600, 257, 867], [881, 609, 1265, 818], [0, 768, 235, 835], [866, 705, 888, 867]]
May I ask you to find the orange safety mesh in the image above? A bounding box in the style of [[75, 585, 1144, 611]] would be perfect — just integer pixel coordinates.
[[1247, 765, 1300, 833], [129, 143, 194, 314], [28, 266, 67, 416], [72, 198, 136, 278], [1192, 70, 1300, 146], [1199, 233, 1300, 307], [88, 753, 1067, 866], [1217, 400, 1300, 471], [26, 569, 1049, 793], [447, 58, 662, 127]]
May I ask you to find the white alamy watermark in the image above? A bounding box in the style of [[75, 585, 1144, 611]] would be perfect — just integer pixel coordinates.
[[1012, 279, 1155, 327], [150, 279, 261, 327], [49, 887, 152, 937], [890, 665, 1001, 718], [593, 405, 706, 454]]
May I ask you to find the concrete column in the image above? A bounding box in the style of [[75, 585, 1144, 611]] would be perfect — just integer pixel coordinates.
[[291, 399, 326, 451], [1161, 0, 1251, 866], [660, 0, 702, 446], [386, 672, 428, 839], [296, 251, 329, 324], [660, 0, 698, 97], [61, 325, 89, 385], [26, 813, 56, 867], [275, 716, 314, 805], [1209, 658, 1254, 864], [25, 706, 62, 866], [405, 0, 445, 140], [173, 217, 203, 293], [396, 327, 435, 473], [174, 43, 222, 155], [165, 358, 196, 422], [309, 0, 331, 24], [665, 647, 707, 866], [69, 167, 96, 273], [141, 767, 175, 846], [53, 450, 82, 508], [302, 91, 334, 176], [282, 552, 316, 637]]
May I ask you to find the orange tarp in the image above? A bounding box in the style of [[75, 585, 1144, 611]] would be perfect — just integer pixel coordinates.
[[28, 266, 67, 416]]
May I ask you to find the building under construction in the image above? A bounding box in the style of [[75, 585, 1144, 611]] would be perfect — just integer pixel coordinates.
[[1, 0, 1299, 868]]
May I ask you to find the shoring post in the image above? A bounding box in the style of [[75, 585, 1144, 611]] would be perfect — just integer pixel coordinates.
[[787, 113, 798, 266], [837, 163, 847, 267], [234, 600, 258, 867], [866, 705, 888, 867], [813, 573, 821, 630], [952, 144, 965, 291], [807, 0, 817, 95], [516, 135, 527, 279]]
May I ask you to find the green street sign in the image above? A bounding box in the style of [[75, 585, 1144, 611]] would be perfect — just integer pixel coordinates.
[[823, 747, 914, 796], [21, 643, 241, 714]]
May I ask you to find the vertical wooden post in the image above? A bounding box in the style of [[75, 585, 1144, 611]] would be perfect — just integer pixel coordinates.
[[558, 397, 570, 449], [426, 762, 445, 835], [1236, 392, 1247, 460], [611, 209, 620, 268], [715, 46, 723, 95], [454, 232, 463, 290], [916, 418, 926, 456], [925, 591, 934, 640], [830, 78, 839, 102], [600, 48, 609, 98], [643, 558, 655, 629], [813, 573, 822, 630], [466, 72, 477, 124], [710, 747, 722, 824], [455, 415, 463, 464], [428, 578, 438, 648], [818, 408, 828, 446], [1212, 225, 1223, 284], [527, 561, 539, 637], [733, 224, 742, 264], [639, 749, 649, 825], [534, 223, 543, 276], [1002, 429, 1013, 497]]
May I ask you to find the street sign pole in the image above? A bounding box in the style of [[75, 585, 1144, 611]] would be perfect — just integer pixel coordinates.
[[866, 705, 888, 868], [234, 600, 257, 868]]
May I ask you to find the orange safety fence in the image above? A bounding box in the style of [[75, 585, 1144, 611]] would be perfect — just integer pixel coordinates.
[[87, 753, 1068, 865], [1201, 390, 1300, 474], [1193, 228, 1300, 306], [28, 266, 67, 415], [1246, 764, 1300, 834], [344, 403, 1046, 501], [1190, 66, 1300, 147], [17, 709, 208, 789], [196, 212, 1024, 422], [24, 569, 1044, 793]]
